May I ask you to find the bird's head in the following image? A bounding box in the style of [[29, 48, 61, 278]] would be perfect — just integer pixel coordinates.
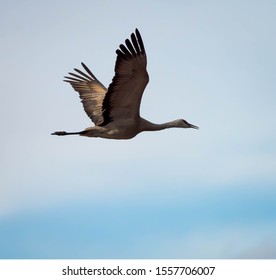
[[176, 119, 199, 129]]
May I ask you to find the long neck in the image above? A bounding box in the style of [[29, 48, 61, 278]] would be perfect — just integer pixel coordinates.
[[140, 118, 181, 132]]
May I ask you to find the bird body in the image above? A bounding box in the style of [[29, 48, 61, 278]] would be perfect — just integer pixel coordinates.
[[52, 29, 198, 139], [57, 118, 195, 139]]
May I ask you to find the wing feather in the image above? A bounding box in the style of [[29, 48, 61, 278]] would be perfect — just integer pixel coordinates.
[[64, 63, 107, 126], [101, 29, 149, 125], [73, 68, 94, 81], [125, 39, 136, 55]]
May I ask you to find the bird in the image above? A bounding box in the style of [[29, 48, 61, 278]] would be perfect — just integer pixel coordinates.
[[51, 29, 198, 139]]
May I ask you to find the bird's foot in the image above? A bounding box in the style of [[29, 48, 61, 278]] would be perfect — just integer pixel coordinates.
[[51, 131, 67, 136]]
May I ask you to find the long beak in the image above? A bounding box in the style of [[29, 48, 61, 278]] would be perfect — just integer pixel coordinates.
[[189, 124, 199, 130]]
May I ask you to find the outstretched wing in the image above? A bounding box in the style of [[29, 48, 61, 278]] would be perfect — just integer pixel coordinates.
[[64, 63, 107, 126], [101, 28, 149, 125]]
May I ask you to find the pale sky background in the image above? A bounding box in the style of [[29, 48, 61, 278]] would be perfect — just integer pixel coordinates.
[[0, 0, 276, 258]]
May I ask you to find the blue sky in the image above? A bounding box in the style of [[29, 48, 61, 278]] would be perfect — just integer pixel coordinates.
[[0, 0, 276, 258]]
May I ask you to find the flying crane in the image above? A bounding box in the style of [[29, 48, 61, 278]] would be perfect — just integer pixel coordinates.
[[52, 29, 198, 139]]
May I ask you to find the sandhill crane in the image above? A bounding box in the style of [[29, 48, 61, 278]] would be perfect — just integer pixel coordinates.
[[52, 29, 198, 139]]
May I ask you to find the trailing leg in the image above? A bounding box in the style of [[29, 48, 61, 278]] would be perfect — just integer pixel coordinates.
[[51, 131, 81, 136]]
